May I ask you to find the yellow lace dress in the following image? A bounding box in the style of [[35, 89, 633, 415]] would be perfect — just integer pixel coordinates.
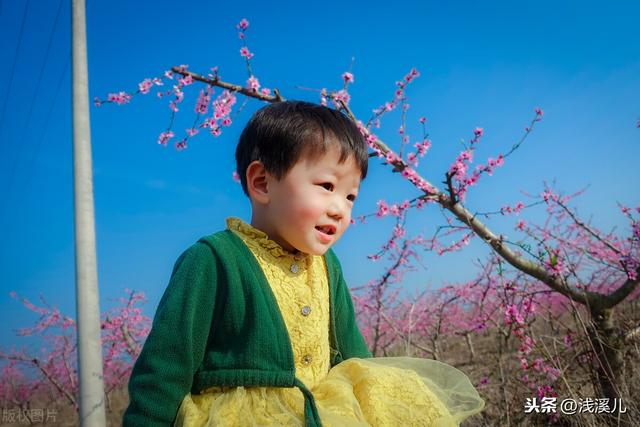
[[174, 218, 484, 427]]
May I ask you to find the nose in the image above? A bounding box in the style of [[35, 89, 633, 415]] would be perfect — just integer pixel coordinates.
[[327, 195, 348, 220]]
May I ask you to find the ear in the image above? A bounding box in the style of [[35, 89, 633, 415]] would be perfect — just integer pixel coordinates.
[[246, 160, 270, 204]]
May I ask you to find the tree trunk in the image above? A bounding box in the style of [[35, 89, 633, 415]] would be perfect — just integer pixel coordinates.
[[589, 307, 630, 426]]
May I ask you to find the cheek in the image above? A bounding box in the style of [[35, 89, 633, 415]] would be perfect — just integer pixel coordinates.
[[294, 197, 325, 222], [339, 212, 352, 236], [283, 189, 324, 222]]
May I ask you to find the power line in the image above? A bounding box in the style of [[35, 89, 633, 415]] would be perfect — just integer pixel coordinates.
[[0, 0, 63, 224], [22, 54, 70, 208], [0, 0, 30, 144]]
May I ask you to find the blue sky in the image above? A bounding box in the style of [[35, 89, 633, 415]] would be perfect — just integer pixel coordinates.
[[0, 0, 638, 350]]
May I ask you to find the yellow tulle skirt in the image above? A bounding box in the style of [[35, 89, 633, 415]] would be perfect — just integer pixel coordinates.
[[175, 357, 485, 427]]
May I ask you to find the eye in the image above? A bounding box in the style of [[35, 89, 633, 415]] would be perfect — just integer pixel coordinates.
[[347, 194, 357, 202], [319, 182, 334, 191]]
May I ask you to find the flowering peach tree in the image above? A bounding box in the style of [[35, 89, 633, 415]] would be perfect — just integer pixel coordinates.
[[2, 17, 638, 425], [0, 290, 150, 419]]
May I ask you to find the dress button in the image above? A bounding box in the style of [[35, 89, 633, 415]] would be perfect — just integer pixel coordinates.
[[302, 354, 313, 365], [301, 305, 312, 316], [290, 263, 299, 274]]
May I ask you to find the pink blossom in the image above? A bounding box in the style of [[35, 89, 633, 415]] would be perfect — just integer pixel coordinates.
[[178, 74, 193, 86], [465, 172, 480, 187], [535, 107, 544, 117], [186, 128, 199, 137], [173, 85, 184, 103], [449, 160, 467, 179], [520, 336, 535, 355], [157, 131, 174, 146], [107, 91, 132, 105], [260, 88, 271, 96], [403, 67, 420, 83], [385, 151, 399, 164], [536, 385, 556, 400], [415, 139, 431, 157], [212, 90, 237, 122], [93, 97, 102, 107], [419, 117, 426, 124], [459, 150, 473, 162], [545, 367, 561, 382], [532, 357, 544, 371], [519, 357, 528, 370], [195, 89, 211, 114], [504, 304, 525, 325], [138, 78, 153, 94], [541, 189, 556, 203], [376, 200, 389, 217], [332, 90, 351, 107], [320, 88, 328, 106], [237, 18, 249, 30], [401, 167, 419, 182], [393, 225, 406, 238], [240, 47, 254, 59], [164, 70, 174, 79], [175, 139, 188, 151], [563, 334, 573, 348], [232, 171, 241, 183], [516, 219, 526, 231], [474, 127, 484, 137], [247, 75, 260, 92], [342, 72, 354, 84], [222, 117, 232, 127], [632, 222, 640, 241]]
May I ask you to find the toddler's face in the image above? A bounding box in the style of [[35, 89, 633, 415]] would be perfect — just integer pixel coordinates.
[[264, 144, 361, 255]]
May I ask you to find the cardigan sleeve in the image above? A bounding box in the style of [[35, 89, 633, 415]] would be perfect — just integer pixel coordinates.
[[123, 242, 219, 427], [327, 250, 372, 361]]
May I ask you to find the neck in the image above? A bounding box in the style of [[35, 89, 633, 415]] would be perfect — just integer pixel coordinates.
[[250, 210, 297, 253]]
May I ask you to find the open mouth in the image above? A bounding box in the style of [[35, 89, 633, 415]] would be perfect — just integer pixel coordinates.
[[315, 225, 336, 236]]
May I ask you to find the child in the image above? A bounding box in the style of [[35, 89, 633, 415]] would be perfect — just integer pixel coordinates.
[[123, 101, 484, 426]]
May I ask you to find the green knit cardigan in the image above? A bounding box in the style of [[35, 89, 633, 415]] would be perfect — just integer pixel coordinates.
[[123, 229, 371, 427]]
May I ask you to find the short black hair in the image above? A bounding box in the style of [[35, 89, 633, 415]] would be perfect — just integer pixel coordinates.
[[235, 100, 369, 196]]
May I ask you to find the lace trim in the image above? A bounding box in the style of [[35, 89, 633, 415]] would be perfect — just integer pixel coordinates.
[[226, 217, 309, 261]]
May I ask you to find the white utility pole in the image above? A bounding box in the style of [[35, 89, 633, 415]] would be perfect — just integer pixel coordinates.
[[72, 0, 106, 425]]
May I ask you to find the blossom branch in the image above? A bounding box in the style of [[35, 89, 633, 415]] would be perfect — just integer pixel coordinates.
[[170, 67, 284, 103], [2, 354, 77, 409]]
